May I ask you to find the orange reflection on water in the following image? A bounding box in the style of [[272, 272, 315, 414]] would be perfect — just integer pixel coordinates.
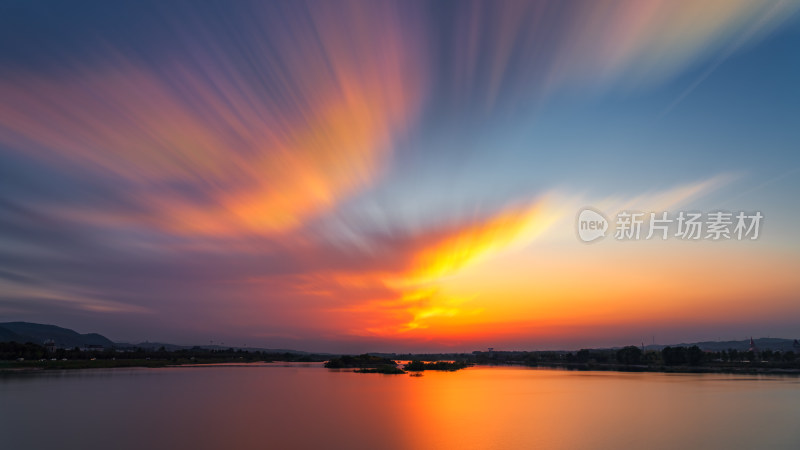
[[388, 366, 800, 450]]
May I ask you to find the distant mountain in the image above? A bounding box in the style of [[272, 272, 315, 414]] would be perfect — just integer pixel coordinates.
[[0, 322, 115, 348], [644, 337, 798, 352], [0, 326, 25, 342]]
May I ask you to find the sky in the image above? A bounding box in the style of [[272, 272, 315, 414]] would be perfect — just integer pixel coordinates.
[[0, 0, 799, 353]]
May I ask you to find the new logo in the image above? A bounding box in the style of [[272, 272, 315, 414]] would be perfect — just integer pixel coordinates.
[[577, 208, 608, 243]]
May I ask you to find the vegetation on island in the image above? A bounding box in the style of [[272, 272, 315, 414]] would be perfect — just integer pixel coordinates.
[[354, 365, 406, 374], [404, 360, 469, 371], [350, 360, 471, 373], [324, 355, 471, 374], [324, 354, 398, 369]]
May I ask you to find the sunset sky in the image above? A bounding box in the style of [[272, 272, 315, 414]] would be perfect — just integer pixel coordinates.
[[1, 0, 799, 352]]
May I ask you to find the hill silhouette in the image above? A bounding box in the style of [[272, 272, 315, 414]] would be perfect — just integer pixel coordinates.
[[0, 322, 114, 348]]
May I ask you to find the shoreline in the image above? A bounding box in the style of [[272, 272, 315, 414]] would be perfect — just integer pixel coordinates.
[[510, 362, 800, 376], [0, 359, 278, 374], [4, 359, 800, 377]]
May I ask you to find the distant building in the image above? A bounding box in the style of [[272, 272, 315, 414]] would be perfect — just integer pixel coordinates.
[[748, 337, 759, 354], [81, 345, 105, 352], [44, 339, 57, 353], [793, 339, 800, 352]]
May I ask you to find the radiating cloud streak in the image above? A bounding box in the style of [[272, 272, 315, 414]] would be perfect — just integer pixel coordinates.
[[275, 202, 549, 336], [405, 200, 555, 282], [0, 1, 424, 236], [440, 0, 797, 113]]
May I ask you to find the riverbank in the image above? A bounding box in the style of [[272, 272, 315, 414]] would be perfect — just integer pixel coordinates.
[[518, 361, 800, 376], [0, 358, 274, 373]]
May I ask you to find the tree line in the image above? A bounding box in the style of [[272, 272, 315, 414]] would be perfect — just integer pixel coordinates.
[[0, 341, 327, 363], [470, 346, 799, 369]]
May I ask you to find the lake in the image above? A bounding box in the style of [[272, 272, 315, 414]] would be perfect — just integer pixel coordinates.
[[1, 363, 799, 449]]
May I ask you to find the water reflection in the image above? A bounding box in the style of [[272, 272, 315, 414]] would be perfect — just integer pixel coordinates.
[[1, 364, 798, 450]]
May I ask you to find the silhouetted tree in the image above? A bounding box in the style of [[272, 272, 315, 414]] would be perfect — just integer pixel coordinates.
[[662, 346, 687, 365], [616, 346, 642, 365], [687, 345, 704, 365]]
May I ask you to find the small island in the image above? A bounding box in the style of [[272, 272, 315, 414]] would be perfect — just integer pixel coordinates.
[[323, 354, 399, 369], [354, 366, 406, 374], [324, 354, 407, 374], [324, 354, 470, 374], [404, 360, 469, 372]]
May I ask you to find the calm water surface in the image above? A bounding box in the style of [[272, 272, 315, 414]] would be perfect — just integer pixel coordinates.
[[1, 363, 799, 449]]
